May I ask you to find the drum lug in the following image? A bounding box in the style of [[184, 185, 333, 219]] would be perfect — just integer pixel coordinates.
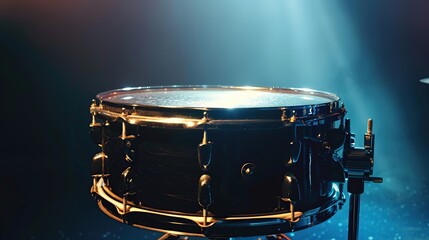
[[281, 173, 301, 202], [90, 103, 111, 192], [198, 128, 213, 171], [281, 109, 297, 124], [198, 142, 213, 171], [120, 109, 136, 141], [89, 100, 105, 145], [120, 166, 140, 214], [89, 98, 100, 114], [121, 166, 140, 195], [123, 139, 136, 163], [198, 112, 214, 171], [198, 174, 213, 226], [91, 152, 110, 177], [281, 173, 301, 222], [120, 113, 137, 162], [288, 141, 301, 165], [198, 174, 213, 207], [287, 115, 301, 165], [89, 124, 102, 145]]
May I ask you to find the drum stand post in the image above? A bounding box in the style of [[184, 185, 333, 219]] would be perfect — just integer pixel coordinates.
[[348, 194, 360, 240], [347, 178, 363, 240]]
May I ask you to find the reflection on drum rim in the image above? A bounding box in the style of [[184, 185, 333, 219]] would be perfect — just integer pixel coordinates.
[[96, 85, 340, 109], [90, 86, 344, 129]]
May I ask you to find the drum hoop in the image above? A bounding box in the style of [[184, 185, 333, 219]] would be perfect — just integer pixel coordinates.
[[93, 178, 303, 229], [93, 177, 344, 237], [91, 85, 344, 128]]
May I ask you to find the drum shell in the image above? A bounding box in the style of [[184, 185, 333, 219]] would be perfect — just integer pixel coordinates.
[[101, 120, 339, 216]]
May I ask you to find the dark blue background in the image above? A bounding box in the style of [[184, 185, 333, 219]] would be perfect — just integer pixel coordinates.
[[1, 1, 429, 239]]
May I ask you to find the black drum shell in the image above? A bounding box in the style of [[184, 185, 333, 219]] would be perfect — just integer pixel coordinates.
[[102, 120, 338, 216]]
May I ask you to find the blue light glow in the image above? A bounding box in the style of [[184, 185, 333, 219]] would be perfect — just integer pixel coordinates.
[[4, 0, 428, 239]]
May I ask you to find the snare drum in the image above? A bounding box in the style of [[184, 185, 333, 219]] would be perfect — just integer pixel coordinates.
[[89, 86, 347, 238]]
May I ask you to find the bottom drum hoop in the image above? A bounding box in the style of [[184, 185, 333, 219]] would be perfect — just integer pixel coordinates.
[[92, 178, 345, 238]]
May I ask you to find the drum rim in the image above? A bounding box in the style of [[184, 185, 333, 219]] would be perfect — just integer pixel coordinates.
[[96, 85, 340, 109], [91, 85, 344, 128]]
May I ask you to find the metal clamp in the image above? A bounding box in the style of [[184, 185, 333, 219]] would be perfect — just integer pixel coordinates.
[[343, 119, 381, 182]]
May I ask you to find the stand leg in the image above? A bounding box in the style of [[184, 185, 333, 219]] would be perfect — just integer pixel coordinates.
[[158, 233, 188, 240], [348, 193, 361, 240], [266, 234, 292, 240]]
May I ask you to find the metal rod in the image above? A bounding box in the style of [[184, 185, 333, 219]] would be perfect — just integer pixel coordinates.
[[203, 208, 207, 226], [348, 193, 361, 240], [290, 202, 295, 222], [266, 234, 292, 240], [158, 233, 187, 240]]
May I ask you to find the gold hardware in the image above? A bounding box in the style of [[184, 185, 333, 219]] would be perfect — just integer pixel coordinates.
[[202, 111, 209, 123], [290, 110, 296, 123], [94, 178, 303, 228], [122, 196, 128, 215], [367, 119, 373, 135], [281, 109, 287, 122]]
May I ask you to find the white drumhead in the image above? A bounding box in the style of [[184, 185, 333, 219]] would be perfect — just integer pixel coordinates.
[[98, 86, 338, 109]]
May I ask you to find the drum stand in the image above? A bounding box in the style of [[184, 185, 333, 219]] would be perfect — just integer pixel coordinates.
[[343, 119, 383, 240]]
